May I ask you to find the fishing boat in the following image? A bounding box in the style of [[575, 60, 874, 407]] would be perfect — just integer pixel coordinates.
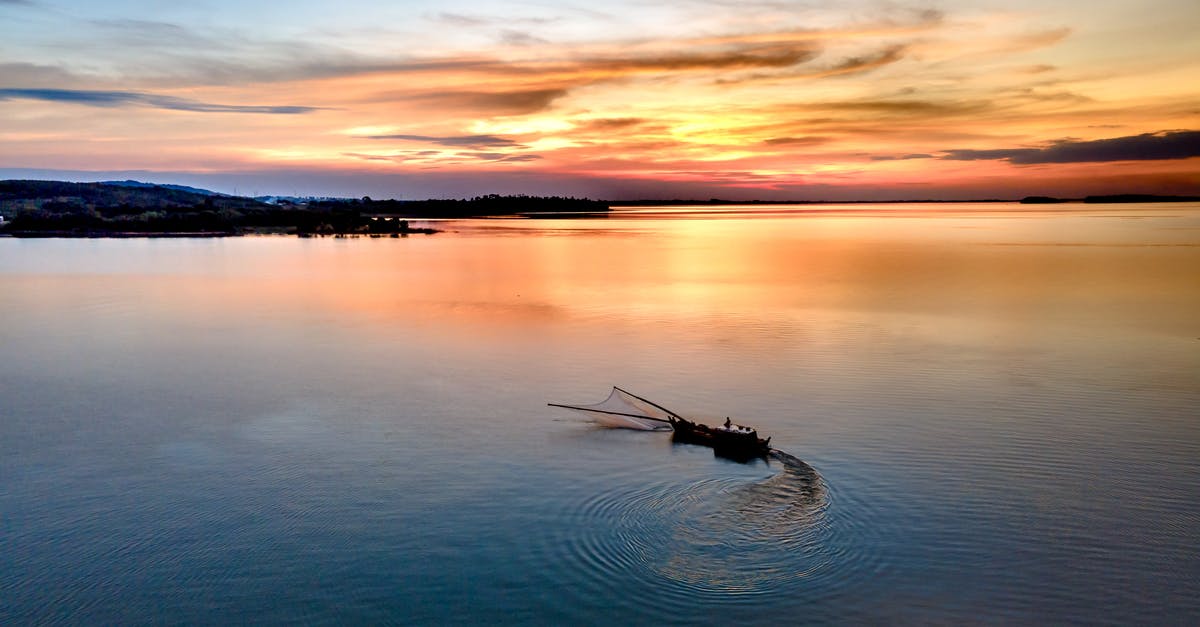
[[549, 386, 772, 461]]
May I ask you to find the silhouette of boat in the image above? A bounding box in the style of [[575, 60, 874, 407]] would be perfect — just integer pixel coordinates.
[[666, 414, 771, 461], [549, 386, 772, 461]]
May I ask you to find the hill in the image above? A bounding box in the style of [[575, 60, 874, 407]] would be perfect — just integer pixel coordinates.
[[0, 179, 276, 235], [0, 179, 260, 213], [99, 179, 229, 197], [0, 180, 609, 236]]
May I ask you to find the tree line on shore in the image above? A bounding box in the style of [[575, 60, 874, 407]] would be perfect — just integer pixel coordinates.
[[5, 180, 1192, 236], [316, 194, 609, 218], [0, 181, 610, 236]]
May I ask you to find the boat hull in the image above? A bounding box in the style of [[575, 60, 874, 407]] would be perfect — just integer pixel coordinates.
[[668, 417, 771, 461]]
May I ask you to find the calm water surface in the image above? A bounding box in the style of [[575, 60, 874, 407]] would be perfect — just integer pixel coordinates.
[[2, 203, 1198, 624]]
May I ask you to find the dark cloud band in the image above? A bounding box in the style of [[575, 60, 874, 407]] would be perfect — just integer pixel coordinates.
[[366, 134, 521, 149], [0, 88, 323, 114], [942, 131, 1200, 164]]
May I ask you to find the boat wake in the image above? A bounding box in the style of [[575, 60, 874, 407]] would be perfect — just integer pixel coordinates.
[[543, 388, 836, 613], [648, 449, 828, 593], [538, 447, 829, 617]]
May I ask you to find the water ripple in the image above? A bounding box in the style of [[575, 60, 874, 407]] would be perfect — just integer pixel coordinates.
[[534, 451, 831, 619]]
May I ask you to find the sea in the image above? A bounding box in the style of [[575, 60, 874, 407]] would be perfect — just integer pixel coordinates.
[[2, 202, 1198, 625]]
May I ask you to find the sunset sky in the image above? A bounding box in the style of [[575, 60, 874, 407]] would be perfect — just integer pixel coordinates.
[[2, 0, 1198, 200]]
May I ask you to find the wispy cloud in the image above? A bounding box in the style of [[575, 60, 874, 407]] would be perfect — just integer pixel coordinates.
[[431, 12, 491, 27], [715, 44, 908, 85], [589, 43, 820, 73], [941, 130, 1200, 164], [379, 88, 569, 115], [941, 148, 1039, 162], [871, 153, 933, 161], [0, 88, 324, 114], [343, 149, 540, 164], [0, 9, 940, 99], [350, 38, 831, 114], [0, 62, 85, 88], [428, 10, 557, 27], [366, 134, 522, 149], [89, 18, 205, 45], [763, 136, 829, 146], [576, 118, 649, 131], [824, 45, 907, 77], [499, 30, 549, 46], [1014, 27, 1072, 51], [465, 152, 542, 163], [823, 99, 972, 114]]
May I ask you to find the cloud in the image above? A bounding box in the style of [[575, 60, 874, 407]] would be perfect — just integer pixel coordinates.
[[342, 149, 541, 164], [763, 136, 828, 146], [0, 63, 85, 88], [871, 153, 933, 161], [357, 38, 823, 99], [1022, 64, 1057, 74], [715, 43, 907, 85], [0, 88, 324, 114], [941, 131, 1200, 164], [90, 18, 203, 44], [576, 118, 648, 131], [494, 154, 542, 163], [0, 10, 933, 95], [499, 29, 549, 46], [761, 99, 984, 123], [366, 134, 521, 149], [762, 99, 989, 129], [463, 152, 542, 163], [10, 16, 520, 87], [593, 43, 819, 73], [431, 12, 491, 27], [941, 148, 1039, 161], [361, 40, 823, 110], [384, 88, 569, 115], [341, 152, 399, 162], [824, 44, 906, 77], [428, 10, 559, 30], [1016, 28, 1072, 50], [828, 99, 961, 113], [341, 149, 448, 163]]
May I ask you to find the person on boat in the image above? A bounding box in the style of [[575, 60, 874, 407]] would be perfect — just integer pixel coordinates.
[[724, 417, 732, 428]]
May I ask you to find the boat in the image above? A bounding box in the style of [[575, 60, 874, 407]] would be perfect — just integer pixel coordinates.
[[549, 386, 772, 461], [666, 414, 772, 461]]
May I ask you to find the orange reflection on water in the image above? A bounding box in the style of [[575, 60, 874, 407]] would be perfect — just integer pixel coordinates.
[[167, 205, 1198, 358], [11, 204, 1187, 359]]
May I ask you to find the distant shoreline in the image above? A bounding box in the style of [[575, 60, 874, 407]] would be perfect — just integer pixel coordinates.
[[1, 226, 440, 239], [2, 230, 232, 238], [3, 179, 1198, 239], [611, 194, 1200, 206]]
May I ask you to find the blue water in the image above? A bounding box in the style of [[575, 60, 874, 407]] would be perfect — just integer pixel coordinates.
[[2, 204, 1198, 624]]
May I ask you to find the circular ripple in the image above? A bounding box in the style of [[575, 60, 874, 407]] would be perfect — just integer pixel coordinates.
[[536, 450, 830, 618], [800, 464, 895, 608]]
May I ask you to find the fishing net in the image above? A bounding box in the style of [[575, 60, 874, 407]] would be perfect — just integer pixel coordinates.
[[550, 387, 677, 431]]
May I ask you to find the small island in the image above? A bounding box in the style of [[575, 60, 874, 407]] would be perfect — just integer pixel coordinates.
[[0, 180, 610, 238], [1020, 194, 1200, 204]]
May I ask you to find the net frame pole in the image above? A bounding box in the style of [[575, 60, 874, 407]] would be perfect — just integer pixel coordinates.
[[546, 403, 673, 424], [611, 386, 682, 420]]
